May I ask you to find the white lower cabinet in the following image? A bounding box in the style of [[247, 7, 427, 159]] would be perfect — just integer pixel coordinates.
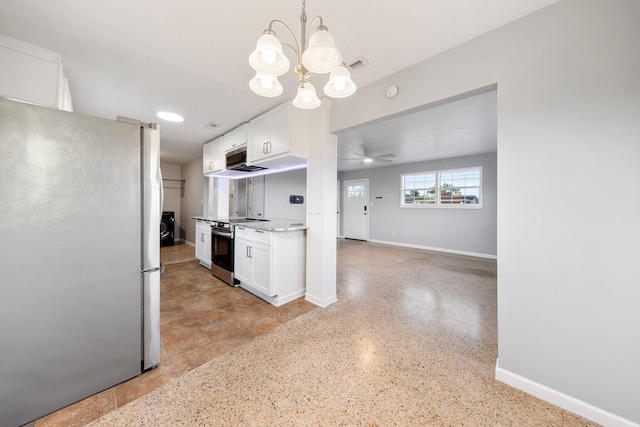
[[195, 220, 212, 269], [233, 238, 252, 284], [234, 226, 305, 306]]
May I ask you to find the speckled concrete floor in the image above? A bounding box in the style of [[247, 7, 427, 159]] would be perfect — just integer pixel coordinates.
[[84, 240, 596, 426]]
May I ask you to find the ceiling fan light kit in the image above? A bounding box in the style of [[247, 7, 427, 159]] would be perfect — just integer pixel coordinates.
[[341, 150, 396, 164], [248, 0, 357, 109]]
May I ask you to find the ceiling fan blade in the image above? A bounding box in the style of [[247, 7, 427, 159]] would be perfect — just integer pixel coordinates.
[[373, 153, 396, 159], [374, 158, 393, 163], [353, 152, 367, 158], [339, 158, 361, 161]]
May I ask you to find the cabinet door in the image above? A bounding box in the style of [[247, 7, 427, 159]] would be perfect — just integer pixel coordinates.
[[226, 124, 247, 151], [195, 228, 206, 261], [204, 232, 212, 264], [249, 112, 270, 162], [267, 101, 291, 158], [234, 238, 252, 284], [203, 136, 223, 174], [0, 41, 60, 109], [251, 242, 273, 296]]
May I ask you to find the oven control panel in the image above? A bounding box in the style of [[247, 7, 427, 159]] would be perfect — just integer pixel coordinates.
[[212, 221, 231, 231]]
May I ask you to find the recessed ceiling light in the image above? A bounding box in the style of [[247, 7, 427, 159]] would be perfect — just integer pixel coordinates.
[[157, 111, 184, 122]]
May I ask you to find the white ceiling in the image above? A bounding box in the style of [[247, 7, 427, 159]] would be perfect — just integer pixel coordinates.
[[337, 89, 497, 172], [0, 0, 557, 165]]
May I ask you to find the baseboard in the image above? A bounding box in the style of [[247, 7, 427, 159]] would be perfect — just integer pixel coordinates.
[[368, 239, 497, 260], [273, 289, 306, 307], [305, 292, 338, 308], [495, 360, 639, 427], [183, 240, 195, 248], [235, 283, 304, 307]]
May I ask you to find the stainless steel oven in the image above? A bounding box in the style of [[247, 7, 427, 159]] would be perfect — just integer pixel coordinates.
[[211, 222, 236, 286]]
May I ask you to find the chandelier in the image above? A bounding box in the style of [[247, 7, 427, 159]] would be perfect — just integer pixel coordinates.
[[248, 0, 357, 109]]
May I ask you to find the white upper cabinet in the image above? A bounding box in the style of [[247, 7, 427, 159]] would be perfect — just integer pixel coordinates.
[[248, 101, 308, 164], [203, 135, 224, 175], [203, 124, 248, 176], [0, 35, 73, 111], [224, 124, 248, 152], [202, 101, 311, 177]]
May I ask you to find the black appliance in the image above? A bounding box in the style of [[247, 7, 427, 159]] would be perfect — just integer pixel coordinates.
[[160, 211, 175, 247], [211, 218, 269, 286]]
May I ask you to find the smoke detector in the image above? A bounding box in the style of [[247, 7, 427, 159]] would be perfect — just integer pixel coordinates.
[[204, 122, 220, 129]]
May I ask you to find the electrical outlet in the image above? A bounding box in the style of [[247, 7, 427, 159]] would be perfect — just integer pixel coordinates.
[[392, 231, 396, 237], [314, 201, 322, 214]]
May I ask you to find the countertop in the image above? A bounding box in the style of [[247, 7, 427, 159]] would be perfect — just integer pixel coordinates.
[[235, 218, 307, 232], [192, 216, 216, 222], [192, 216, 307, 232]]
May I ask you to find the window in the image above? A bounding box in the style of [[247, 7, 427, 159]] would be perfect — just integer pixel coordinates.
[[401, 167, 482, 208], [403, 173, 436, 204], [347, 184, 364, 197]]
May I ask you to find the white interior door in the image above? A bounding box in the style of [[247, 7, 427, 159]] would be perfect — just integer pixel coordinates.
[[344, 179, 369, 241], [247, 176, 265, 218]]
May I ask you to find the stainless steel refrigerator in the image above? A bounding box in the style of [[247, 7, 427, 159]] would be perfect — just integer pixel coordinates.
[[0, 98, 161, 426]]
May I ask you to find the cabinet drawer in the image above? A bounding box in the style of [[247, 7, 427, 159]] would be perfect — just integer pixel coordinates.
[[196, 220, 210, 232], [251, 229, 272, 245], [234, 226, 252, 241]]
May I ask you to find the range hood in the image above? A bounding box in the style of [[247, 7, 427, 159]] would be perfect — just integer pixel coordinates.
[[228, 163, 267, 173], [226, 145, 267, 173], [206, 144, 306, 180]]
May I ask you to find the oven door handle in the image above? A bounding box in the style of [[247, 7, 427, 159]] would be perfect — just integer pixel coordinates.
[[211, 229, 232, 238]]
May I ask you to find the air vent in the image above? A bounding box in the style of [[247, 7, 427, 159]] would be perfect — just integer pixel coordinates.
[[205, 122, 220, 129], [347, 56, 369, 71]]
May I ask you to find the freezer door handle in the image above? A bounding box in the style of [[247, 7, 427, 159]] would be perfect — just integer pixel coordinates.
[[143, 270, 160, 370]]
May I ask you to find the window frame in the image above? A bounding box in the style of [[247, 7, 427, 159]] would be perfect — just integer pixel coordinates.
[[400, 166, 483, 209]]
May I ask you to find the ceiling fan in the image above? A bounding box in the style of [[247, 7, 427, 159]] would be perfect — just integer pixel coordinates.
[[340, 149, 395, 164]]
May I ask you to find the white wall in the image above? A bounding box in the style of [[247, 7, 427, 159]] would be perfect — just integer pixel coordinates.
[[331, 0, 640, 424], [340, 153, 496, 257], [179, 153, 205, 244], [264, 168, 307, 222], [160, 162, 181, 243]]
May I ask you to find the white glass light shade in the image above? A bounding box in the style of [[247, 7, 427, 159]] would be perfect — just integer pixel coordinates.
[[249, 73, 283, 97], [301, 28, 342, 74], [249, 33, 290, 76], [292, 82, 321, 109], [323, 65, 357, 98]]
